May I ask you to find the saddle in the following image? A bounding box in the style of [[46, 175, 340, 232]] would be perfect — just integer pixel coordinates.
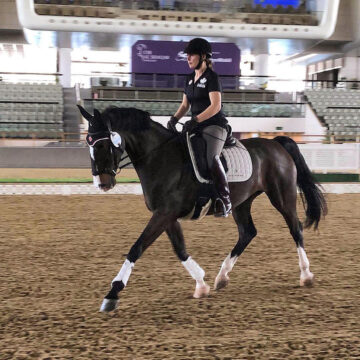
[[182, 131, 253, 221]]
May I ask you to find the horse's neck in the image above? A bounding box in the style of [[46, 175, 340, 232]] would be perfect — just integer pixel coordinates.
[[124, 123, 176, 169]]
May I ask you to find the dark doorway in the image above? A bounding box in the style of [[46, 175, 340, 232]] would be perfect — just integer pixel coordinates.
[[315, 69, 339, 88]]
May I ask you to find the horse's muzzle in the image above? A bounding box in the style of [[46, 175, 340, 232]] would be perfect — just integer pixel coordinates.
[[98, 174, 116, 192]]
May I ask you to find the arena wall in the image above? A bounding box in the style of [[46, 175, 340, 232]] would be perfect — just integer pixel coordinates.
[[0, 147, 89, 168], [152, 105, 325, 135], [0, 143, 359, 175]]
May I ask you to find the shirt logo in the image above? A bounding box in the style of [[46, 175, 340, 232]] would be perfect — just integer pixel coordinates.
[[196, 77, 207, 88], [188, 79, 193, 85]]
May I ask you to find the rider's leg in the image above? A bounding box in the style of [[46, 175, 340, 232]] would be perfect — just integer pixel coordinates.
[[202, 125, 231, 217]]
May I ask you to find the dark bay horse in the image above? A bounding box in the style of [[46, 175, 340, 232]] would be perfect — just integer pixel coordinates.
[[78, 105, 327, 313]]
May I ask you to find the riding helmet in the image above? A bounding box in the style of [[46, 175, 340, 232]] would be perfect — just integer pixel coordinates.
[[184, 38, 212, 58]]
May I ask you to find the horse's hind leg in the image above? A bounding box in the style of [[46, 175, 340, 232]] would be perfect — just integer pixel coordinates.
[[214, 195, 257, 291], [166, 221, 210, 298], [266, 180, 314, 287]]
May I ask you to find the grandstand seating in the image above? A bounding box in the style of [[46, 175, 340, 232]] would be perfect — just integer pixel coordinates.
[[89, 99, 303, 118], [305, 88, 360, 139], [33, 0, 317, 26], [0, 83, 64, 139]]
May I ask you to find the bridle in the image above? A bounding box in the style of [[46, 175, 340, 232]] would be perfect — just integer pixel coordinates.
[[86, 131, 125, 176], [86, 129, 181, 177]]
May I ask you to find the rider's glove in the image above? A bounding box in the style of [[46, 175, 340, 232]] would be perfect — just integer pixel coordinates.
[[167, 116, 178, 133], [183, 117, 199, 134]]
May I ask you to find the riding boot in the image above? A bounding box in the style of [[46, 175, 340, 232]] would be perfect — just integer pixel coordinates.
[[211, 155, 232, 217]]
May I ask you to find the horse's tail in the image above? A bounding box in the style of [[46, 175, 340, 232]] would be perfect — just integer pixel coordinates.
[[273, 136, 327, 230]]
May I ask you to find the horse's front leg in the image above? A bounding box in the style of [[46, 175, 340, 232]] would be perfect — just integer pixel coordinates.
[[100, 212, 174, 312], [166, 221, 210, 299]]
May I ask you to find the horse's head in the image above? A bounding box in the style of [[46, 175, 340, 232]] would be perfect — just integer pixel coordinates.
[[78, 105, 125, 192]]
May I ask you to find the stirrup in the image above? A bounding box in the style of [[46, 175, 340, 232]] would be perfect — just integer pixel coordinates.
[[214, 198, 232, 218]]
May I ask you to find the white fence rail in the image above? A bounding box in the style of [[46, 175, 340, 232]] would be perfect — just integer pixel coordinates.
[[0, 183, 359, 195], [299, 143, 360, 173]]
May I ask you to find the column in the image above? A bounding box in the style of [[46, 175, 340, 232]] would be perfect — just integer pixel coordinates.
[[57, 48, 72, 87], [254, 54, 269, 89]]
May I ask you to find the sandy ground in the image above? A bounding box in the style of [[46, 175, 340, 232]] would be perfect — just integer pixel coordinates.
[[0, 194, 359, 359]]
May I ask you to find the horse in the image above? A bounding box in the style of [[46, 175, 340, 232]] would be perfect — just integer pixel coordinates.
[[78, 105, 327, 313]]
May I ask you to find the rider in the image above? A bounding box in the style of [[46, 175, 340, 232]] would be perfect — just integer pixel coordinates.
[[167, 38, 232, 217]]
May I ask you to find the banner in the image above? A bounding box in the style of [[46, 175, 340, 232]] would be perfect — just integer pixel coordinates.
[[131, 40, 240, 76], [253, 0, 300, 7]]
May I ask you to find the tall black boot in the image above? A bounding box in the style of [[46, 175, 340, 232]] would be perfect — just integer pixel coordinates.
[[211, 155, 232, 217]]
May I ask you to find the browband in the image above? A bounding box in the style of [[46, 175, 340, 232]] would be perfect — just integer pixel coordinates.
[[86, 133, 110, 147]]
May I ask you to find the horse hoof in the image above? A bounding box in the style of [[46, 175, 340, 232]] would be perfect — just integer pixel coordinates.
[[99, 298, 119, 312], [193, 284, 210, 299], [300, 273, 314, 287], [214, 274, 229, 291]]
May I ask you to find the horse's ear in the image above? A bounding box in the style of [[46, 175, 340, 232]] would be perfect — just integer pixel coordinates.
[[94, 108, 101, 119], [77, 105, 93, 122]]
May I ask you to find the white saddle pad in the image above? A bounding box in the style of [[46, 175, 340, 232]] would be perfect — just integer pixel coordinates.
[[187, 134, 253, 184], [222, 139, 253, 182]]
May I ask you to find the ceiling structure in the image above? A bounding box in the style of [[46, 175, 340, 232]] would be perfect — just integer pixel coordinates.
[[0, 0, 356, 66]]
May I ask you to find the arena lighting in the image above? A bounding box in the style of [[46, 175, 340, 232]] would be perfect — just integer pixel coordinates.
[[292, 53, 319, 62], [16, 0, 340, 40]]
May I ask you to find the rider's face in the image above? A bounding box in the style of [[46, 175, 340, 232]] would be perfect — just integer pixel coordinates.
[[187, 54, 200, 69]]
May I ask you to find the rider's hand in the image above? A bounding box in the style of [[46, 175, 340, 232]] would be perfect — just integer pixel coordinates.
[[183, 117, 198, 134], [167, 116, 178, 133]]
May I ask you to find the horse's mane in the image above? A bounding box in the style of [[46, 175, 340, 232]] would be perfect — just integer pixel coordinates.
[[103, 106, 152, 133]]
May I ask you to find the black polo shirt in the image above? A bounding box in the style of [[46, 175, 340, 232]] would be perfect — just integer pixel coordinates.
[[184, 67, 228, 129]]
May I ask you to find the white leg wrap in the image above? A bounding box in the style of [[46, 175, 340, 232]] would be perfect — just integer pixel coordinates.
[[219, 253, 238, 276], [297, 247, 312, 278], [93, 175, 101, 189], [112, 259, 134, 287], [182, 257, 205, 285]]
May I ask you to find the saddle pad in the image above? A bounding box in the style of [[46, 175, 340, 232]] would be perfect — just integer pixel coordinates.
[[222, 139, 252, 182]]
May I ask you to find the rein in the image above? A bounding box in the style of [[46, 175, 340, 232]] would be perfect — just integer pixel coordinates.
[[117, 133, 181, 171], [116, 123, 228, 172], [88, 121, 232, 175]]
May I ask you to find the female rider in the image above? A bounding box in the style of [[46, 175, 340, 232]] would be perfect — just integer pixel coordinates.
[[167, 38, 232, 217]]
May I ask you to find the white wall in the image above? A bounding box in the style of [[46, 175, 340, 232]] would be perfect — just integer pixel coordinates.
[[226, 117, 305, 133], [304, 104, 326, 139], [350, 0, 360, 43], [299, 143, 360, 172], [338, 56, 359, 80], [153, 107, 326, 136], [152, 116, 305, 133]]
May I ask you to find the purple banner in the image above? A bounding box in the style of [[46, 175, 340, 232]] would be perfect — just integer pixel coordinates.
[[131, 40, 240, 76]]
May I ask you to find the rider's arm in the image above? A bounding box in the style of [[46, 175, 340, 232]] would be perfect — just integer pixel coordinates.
[[195, 91, 221, 122], [173, 94, 190, 120]]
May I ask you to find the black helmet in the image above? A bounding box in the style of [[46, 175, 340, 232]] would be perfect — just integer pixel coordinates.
[[184, 38, 212, 58]]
